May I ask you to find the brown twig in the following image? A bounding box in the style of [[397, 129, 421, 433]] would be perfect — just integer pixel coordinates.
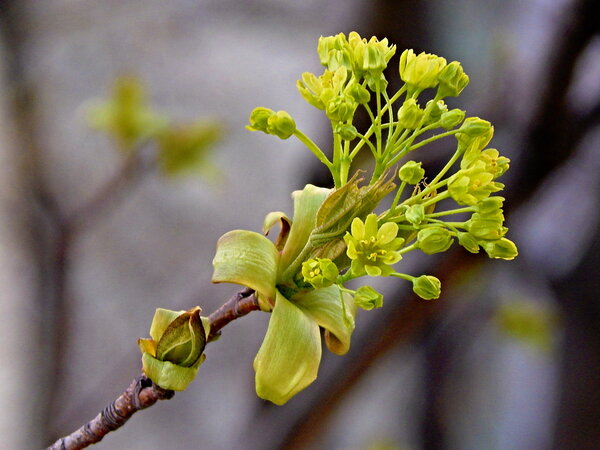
[[46, 288, 260, 450]]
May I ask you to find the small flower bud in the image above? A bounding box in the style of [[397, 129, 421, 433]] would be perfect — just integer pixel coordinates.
[[347, 83, 371, 104], [317, 33, 348, 67], [325, 96, 356, 122], [480, 238, 518, 260], [437, 61, 470, 98], [302, 258, 339, 289], [412, 275, 441, 300], [458, 117, 492, 137], [466, 212, 506, 240], [405, 204, 425, 225], [457, 231, 480, 253], [354, 285, 384, 310], [335, 124, 358, 141], [476, 196, 505, 216], [398, 160, 425, 184], [267, 110, 296, 139], [399, 49, 447, 90], [398, 99, 424, 129], [425, 99, 448, 124], [247, 107, 274, 133], [440, 108, 466, 130], [417, 227, 454, 254]]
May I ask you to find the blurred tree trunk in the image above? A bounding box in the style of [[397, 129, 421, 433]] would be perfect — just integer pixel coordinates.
[[0, 11, 44, 447]]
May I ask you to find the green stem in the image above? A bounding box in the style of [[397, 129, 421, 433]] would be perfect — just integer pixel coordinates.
[[332, 132, 343, 188], [293, 129, 332, 168], [350, 132, 377, 158], [390, 272, 414, 281], [421, 190, 450, 208], [427, 206, 474, 218], [337, 270, 357, 285], [399, 242, 419, 254], [429, 146, 462, 186], [383, 181, 407, 220], [407, 129, 461, 152]]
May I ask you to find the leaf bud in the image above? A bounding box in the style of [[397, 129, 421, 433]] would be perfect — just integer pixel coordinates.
[[398, 160, 425, 184], [440, 108, 466, 130], [354, 285, 384, 310], [138, 307, 207, 391], [397, 99, 424, 129], [412, 275, 441, 300], [417, 227, 454, 254], [437, 61, 470, 98]]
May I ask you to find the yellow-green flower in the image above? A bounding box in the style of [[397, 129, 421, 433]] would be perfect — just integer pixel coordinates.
[[437, 61, 469, 98], [344, 214, 404, 277], [399, 49, 447, 90], [447, 161, 504, 206], [302, 258, 339, 289], [354, 285, 384, 310]]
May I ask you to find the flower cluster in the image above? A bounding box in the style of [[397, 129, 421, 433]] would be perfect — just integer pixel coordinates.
[[228, 31, 520, 405], [209, 32, 518, 406]]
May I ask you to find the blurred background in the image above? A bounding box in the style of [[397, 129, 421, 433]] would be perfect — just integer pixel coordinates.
[[1, 0, 599, 448]]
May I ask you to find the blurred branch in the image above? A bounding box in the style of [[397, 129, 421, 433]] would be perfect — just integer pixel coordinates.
[[47, 288, 260, 450], [512, 0, 600, 204], [552, 224, 600, 449]]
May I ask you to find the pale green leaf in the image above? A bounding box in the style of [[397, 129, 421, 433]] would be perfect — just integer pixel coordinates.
[[253, 291, 322, 405], [293, 285, 356, 355], [262, 211, 292, 251], [278, 185, 330, 278], [141, 352, 205, 391], [212, 230, 279, 301], [149, 308, 184, 342]]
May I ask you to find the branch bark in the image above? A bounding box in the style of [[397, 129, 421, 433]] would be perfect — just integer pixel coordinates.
[[47, 288, 259, 449]]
